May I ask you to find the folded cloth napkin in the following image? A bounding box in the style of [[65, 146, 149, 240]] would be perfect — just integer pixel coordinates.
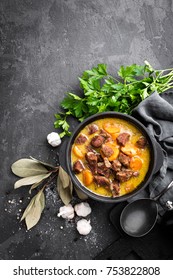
[[131, 91, 173, 216]]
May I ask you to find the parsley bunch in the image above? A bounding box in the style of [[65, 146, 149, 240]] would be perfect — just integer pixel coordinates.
[[54, 61, 173, 137]]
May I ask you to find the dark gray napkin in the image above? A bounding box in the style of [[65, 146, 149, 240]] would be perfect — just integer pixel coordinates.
[[131, 91, 173, 215]]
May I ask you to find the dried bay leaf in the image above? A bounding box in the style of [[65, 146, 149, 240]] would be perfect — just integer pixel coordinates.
[[39, 191, 45, 211], [21, 189, 45, 230], [25, 200, 42, 230], [57, 172, 73, 205], [74, 186, 88, 200], [58, 184, 72, 205], [29, 180, 44, 194], [58, 166, 70, 188], [14, 173, 51, 189], [20, 196, 35, 221], [11, 158, 49, 177]]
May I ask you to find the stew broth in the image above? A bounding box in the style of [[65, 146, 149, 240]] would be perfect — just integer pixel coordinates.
[[71, 118, 150, 197]]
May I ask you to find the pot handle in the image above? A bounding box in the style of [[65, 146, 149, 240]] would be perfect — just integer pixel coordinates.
[[153, 139, 164, 174]]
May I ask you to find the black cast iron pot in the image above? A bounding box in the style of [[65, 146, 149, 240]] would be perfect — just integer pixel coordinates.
[[64, 112, 163, 203]]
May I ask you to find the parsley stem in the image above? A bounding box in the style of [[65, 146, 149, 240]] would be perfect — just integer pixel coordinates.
[[107, 74, 120, 83], [156, 67, 173, 72]]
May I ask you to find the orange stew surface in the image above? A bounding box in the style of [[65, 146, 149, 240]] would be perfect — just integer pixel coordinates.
[[71, 118, 150, 197]]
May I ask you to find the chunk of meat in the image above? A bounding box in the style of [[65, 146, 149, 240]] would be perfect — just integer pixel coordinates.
[[111, 159, 122, 172], [136, 136, 148, 149], [85, 152, 98, 174], [103, 157, 112, 168], [75, 133, 88, 144], [88, 124, 99, 134], [118, 152, 131, 168], [133, 171, 140, 177], [97, 153, 104, 163], [100, 129, 111, 139], [116, 132, 130, 146], [86, 146, 103, 162], [85, 152, 98, 165], [101, 144, 114, 158], [97, 162, 111, 178], [115, 170, 133, 182], [86, 146, 101, 158], [110, 180, 120, 197], [91, 135, 105, 148], [73, 160, 85, 174], [86, 145, 95, 153], [94, 175, 110, 186]]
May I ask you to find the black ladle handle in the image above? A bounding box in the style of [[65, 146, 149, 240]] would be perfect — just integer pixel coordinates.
[[153, 180, 173, 203]]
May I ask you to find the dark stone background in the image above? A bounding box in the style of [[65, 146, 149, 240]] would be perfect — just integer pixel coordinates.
[[1, 0, 173, 260]]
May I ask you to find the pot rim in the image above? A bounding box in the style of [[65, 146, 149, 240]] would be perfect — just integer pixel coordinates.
[[66, 111, 158, 203]]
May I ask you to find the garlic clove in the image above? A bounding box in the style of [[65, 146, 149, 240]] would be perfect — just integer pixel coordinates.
[[74, 202, 91, 217], [76, 219, 92, 235], [47, 132, 61, 147], [57, 204, 74, 219]]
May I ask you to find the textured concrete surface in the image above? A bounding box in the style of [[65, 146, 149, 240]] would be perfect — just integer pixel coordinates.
[[1, 0, 173, 259]]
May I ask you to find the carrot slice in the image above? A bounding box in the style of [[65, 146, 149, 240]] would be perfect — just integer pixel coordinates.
[[121, 142, 137, 157], [103, 122, 120, 134], [130, 156, 143, 171], [108, 147, 119, 161], [73, 145, 84, 159], [105, 143, 120, 161], [110, 133, 119, 140], [82, 169, 93, 186]]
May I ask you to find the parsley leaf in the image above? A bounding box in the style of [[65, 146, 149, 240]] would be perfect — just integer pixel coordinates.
[[54, 62, 173, 137]]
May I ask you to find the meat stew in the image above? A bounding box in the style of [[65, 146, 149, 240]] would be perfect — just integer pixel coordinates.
[[71, 118, 150, 197]]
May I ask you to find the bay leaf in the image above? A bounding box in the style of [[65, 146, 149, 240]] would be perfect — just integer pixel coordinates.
[[29, 180, 44, 194], [30, 156, 56, 169], [11, 158, 49, 177], [58, 166, 70, 189], [57, 173, 73, 205], [35, 187, 44, 203], [20, 196, 35, 221], [39, 191, 45, 211], [22, 189, 45, 230], [74, 186, 88, 200], [34, 188, 45, 211], [14, 172, 51, 189], [25, 200, 42, 230]]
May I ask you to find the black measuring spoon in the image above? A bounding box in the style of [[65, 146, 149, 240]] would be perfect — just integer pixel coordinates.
[[120, 180, 173, 237]]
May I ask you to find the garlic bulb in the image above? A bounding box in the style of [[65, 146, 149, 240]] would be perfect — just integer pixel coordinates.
[[74, 202, 91, 217], [76, 219, 92, 235], [57, 204, 74, 219], [47, 132, 61, 147]]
